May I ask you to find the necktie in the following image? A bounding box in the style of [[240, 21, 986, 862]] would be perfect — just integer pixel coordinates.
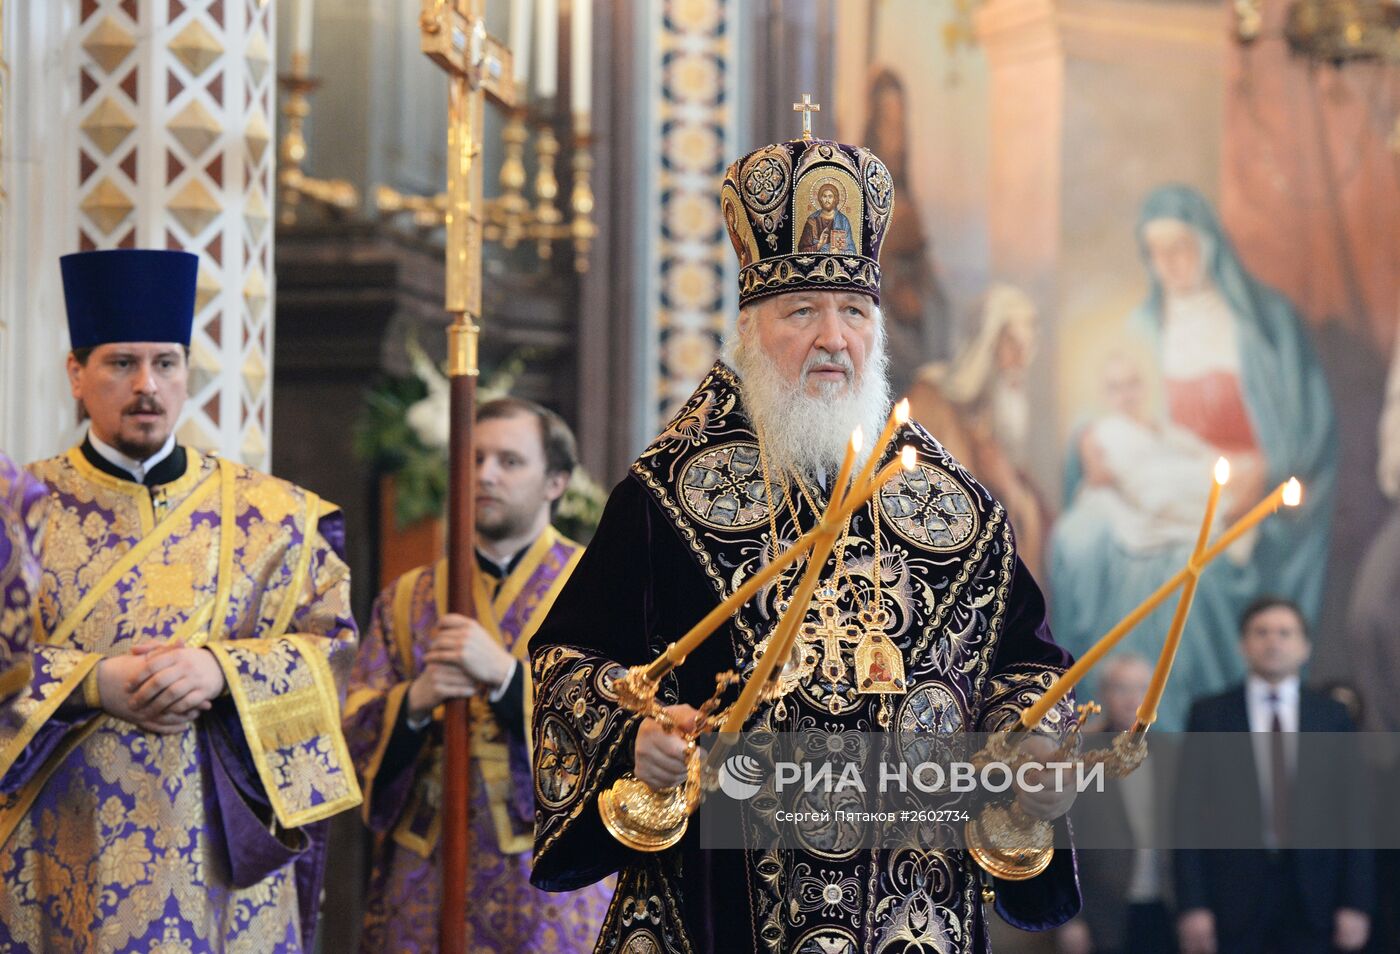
[[1268, 691, 1289, 848]]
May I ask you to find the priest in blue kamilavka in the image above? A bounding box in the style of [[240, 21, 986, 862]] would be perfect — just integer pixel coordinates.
[[529, 114, 1080, 952], [0, 250, 362, 952]]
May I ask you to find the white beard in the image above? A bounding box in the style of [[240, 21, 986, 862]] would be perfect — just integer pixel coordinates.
[[729, 327, 892, 484]]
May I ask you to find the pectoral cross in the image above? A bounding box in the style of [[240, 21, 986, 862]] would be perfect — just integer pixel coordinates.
[[799, 586, 862, 684], [793, 93, 820, 141], [418, 3, 515, 953]]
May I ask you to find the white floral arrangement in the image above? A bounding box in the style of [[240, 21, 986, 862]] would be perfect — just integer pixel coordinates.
[[356, 340, 607, 540]]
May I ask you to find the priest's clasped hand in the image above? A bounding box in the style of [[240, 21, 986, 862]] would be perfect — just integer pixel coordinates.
[[423, 613, 515, 687], [634, 704, 700, 790], [96, 638, 227, 734], [407, 614, 516, 719]]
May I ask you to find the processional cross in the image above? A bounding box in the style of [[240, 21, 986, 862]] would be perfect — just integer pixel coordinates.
[[417, 2, 515, 953]]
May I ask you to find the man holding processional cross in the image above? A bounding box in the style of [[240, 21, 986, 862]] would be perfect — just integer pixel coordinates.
[[405, 2, 589, 951], [343, 397, 613, 951]]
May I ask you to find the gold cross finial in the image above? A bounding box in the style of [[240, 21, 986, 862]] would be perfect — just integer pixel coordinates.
[[793, 93, 820, 141]]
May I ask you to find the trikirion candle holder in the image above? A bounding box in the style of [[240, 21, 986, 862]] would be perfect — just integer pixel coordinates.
[[964, 704, 1150, 892], [596, 671, 737, 852], [597, 412, 917, 853]]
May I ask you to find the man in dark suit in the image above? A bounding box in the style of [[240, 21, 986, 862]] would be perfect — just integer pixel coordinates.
[[1174, 596, 1373, 954], [1056, 654, 1176, 954]]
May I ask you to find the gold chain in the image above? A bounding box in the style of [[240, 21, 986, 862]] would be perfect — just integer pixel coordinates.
[[791, 473, 848, 580], [760, 437, 902, 703], [758, 439, 852, 610], [758, 440, 790, 609], [871, 485, 883, 611], [791, 470, 882, 617]]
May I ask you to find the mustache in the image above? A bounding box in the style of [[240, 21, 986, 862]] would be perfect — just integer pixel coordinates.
[[123, 398, 165, 415], [801, 349, 854, 381]]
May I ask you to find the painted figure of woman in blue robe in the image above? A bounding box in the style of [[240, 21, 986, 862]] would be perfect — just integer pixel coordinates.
[[1051, 185, 1337, 730]]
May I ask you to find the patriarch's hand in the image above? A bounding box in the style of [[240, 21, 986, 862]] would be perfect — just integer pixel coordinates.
[[634, 704, 699, 790]]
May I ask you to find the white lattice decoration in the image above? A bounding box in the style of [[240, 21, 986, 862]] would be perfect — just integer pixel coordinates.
[[64, 0, 277, 467]]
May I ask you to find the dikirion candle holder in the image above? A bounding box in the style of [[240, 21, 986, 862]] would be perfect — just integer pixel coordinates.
[[965, 470, 1303, 888]]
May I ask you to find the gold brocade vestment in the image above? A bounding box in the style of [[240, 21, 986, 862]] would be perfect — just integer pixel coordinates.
[[528, 362, 1081, 953], [344, 527, 613, 952], [0, 446, 361, 953]]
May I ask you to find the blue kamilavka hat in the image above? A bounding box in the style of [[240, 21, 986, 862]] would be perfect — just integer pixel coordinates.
[[59, 249, 199, 349]]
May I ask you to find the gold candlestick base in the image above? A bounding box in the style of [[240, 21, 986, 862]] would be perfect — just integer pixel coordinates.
[[965, 803, 1055, 882], [968, 707, 1153, 890], [964, 724, 1065, 886], [598, 758, 700, 852], [597, 671, 737, 852]]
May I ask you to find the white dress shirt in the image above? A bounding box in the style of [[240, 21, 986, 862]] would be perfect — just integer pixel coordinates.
[[88, 430, 176, 484], [1246, 673, 1299, 734]]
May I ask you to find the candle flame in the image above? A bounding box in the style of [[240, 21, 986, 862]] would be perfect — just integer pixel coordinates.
[[851, 426, 863, 454], [894, 398, 910, 425], [1214, 457, 1231, 485], [900, 446, 917, 469], [1283, 478, 1303, 507]]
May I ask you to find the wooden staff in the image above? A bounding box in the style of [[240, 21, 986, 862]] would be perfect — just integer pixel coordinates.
[[419, 2, 515, 950]]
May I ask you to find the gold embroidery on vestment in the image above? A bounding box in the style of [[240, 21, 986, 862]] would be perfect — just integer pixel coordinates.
[[144, 563, 195, 608], [244, 477, 297, 525]]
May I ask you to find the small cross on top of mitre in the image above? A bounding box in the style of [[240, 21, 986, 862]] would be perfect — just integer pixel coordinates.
[[793, 93, 821, 141]]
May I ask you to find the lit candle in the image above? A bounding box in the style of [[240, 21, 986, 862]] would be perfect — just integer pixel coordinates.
[[1196, 477, 1301, 566], [721, 447, 918, 734], [821, 447, 918, 565], [569, 0, 591, 118], [763, 447, 919, 682], [1135, 457, 1229, 727], [1018, 476, 1303, 731], [509, 0, 533, 88], [851, 399, 909, 495], [535, 0, 558, 99], [291, 0, 314, 65]]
